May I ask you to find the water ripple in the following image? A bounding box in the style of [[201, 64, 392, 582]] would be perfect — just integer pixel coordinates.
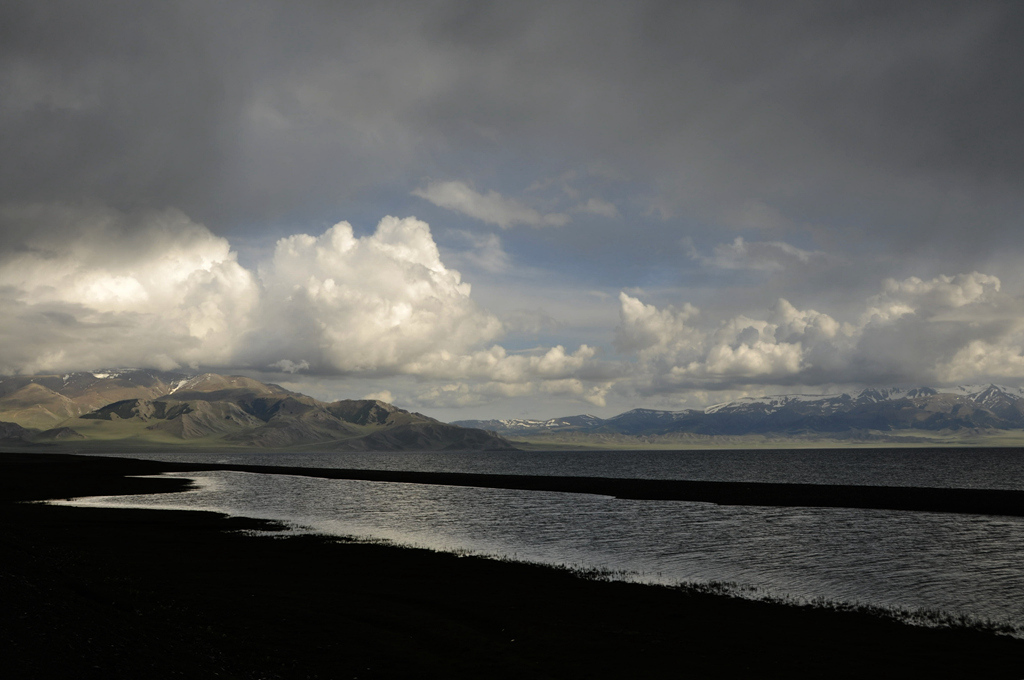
[[61, 468, 1024, 631]]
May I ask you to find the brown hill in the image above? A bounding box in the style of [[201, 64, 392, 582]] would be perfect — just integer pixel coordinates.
[[0, 420, 32, 442], [0, 371, 179, 429], [0, 383, 81, 429], [0, 370, 514, 451]]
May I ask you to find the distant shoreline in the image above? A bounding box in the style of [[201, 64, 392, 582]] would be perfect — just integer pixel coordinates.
[[9, 427, 1024, 456], [3, 452, 1024, 678], [507, 431, 1024, 449], [64, 456, 1024, 517]]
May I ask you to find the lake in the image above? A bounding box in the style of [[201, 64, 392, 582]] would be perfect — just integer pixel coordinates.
[[62, 447, 1024, 633]]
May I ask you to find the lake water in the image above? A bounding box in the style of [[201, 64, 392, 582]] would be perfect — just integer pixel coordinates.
[[64, 448, 1024, 633]]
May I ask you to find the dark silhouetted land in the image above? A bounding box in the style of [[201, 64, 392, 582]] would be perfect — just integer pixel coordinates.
[[2, 452, 1023, 678]]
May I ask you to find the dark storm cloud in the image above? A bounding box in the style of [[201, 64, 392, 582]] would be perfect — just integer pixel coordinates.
[[0, 2, 241, 213], [3, 1, 1022, 252], [407, 2, 1024, 254]]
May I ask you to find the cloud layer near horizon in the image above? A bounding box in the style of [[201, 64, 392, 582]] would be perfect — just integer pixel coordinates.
[[2, 209, 1023, 412], [616, 271, 1024, 395], [0, 207, 610, 403]]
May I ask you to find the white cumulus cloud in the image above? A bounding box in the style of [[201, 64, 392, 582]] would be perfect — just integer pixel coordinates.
[[614, 271, 1024, 393], [252, 216, 503, 374], [0, 206, 259, 373], [861, 272, 1001, 325], [0, 206, 611, 410], [615, 293, 702, 363]]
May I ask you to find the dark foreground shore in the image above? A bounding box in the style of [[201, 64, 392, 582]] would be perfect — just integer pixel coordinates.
[[2, 453, 1023, 678]]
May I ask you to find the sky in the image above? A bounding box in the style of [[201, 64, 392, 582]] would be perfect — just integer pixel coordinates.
[[2, 1, 1024, 422]]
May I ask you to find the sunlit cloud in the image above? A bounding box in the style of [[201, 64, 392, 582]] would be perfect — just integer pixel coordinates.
[[251, 215, 503, 374], [0, 205, 259, 373], [614, 272, 1024, 393], [0, 206, 609, 408]]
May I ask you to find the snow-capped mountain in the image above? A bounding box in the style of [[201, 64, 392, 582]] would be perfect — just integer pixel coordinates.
[[454, 385, 1024, 437], [459, 414, 604, 432]]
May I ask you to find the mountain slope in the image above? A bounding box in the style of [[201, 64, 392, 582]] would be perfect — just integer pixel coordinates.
[[0, 370, 184, 429], [0, 370, 513, 451], [455, 385, 1024, 443]]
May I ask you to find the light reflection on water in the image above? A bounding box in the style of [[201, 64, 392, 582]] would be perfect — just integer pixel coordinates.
[[62, 468, 1024, 631]]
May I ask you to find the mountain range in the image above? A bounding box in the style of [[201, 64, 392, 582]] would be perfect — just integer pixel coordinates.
[[0, 370, 512, 451], [455, 385, 1024, 446], [5, 372, 1023, 451]]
